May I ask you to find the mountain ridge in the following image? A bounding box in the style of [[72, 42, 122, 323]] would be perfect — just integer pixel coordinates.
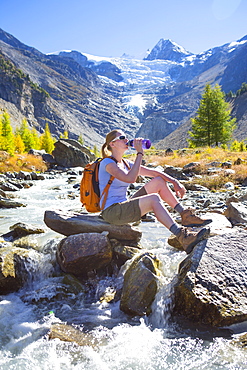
[[0, 28, 247, 149], [0, 28, 140, 147]]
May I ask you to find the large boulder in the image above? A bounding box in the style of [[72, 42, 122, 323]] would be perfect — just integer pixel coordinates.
[[56, 232, 112, 276], [120, 252, 162, 316], [44, 209, 142, 242], [52, 139, 94, 168], [173, 230, 247, 327]]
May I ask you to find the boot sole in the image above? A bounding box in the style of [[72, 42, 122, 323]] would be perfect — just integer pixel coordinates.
[[185, 227, 210, 254], [182, 219, 213, 228]]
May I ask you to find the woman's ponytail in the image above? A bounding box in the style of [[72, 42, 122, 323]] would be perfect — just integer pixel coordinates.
[[101, 129, 123, 158]]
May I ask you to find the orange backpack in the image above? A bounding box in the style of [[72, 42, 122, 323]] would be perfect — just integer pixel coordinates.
[[80, 157, 129, 213]]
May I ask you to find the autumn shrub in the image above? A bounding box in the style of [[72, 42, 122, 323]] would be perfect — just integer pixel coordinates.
[[0, 153, 47, 173]]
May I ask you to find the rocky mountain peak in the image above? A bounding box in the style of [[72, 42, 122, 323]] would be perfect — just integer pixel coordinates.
[[144, 38, 193, 62]]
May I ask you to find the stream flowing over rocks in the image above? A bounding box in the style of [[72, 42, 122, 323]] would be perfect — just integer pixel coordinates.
[[0, 155, 247, 369]]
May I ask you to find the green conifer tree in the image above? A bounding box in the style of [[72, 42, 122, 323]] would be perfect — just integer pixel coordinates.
[[0, 112, 15, 154], [78, 134, 84, 146], [31, 128, 40, 149], [188, 84, 236, 147], [14, 134, 25, 153], [93, 144, 100, 157], [40, 123, 54, 153], [60, 130, 69, 139], [17, 119, 35, 152]]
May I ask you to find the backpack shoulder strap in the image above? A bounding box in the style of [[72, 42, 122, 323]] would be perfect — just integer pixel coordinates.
[[100, 174, 114, 210], [98, 156, 116, 210], [109, 155, 131, 170], [122, 158, 131, 170]]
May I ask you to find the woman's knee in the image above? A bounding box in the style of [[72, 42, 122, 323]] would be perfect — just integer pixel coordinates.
[[147, 193, 162, 205], [145, 176, 167, 192], [139, 193, 160, 207]]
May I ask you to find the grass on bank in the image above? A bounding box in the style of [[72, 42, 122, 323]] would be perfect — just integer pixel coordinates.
[[128, 147, 247, 190]]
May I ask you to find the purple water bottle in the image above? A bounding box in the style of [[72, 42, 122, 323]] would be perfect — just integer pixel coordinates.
[[127, 139, 151, 149]]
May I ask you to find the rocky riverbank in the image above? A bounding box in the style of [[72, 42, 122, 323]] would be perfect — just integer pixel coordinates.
[[1, 153, 247, 330]]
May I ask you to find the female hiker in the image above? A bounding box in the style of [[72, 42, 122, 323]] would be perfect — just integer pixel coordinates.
[[98, 129, 211, 254]]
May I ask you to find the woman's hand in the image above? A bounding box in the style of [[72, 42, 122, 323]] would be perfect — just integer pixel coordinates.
[[133, 138, 144, 154], [173, 180, 186, 198]]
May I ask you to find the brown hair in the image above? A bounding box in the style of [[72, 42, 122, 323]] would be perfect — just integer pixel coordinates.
[[101, 129, 123, 158]]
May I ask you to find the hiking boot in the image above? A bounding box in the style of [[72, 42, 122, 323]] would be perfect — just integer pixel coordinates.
[[181, 209, 212, 227], [177, 226, 210, 254]]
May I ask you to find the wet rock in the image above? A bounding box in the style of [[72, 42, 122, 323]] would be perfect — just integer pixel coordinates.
[[0, 189, 7, 197], [0, 245, 41, 294], [1, 222, 45, 241], [0, 181, 20, 191], [16, 171, 31, 180], [49, 323, 100, 346], [173, 230, 247, 327], [44, 209, 142, 242], [120, 252, 162, 316], [57, 232, 112, 276], [0, 197, 26, 208], [112, 243, 142, 265], [224, 202, 247, 225], [203, 199, 210, 208]]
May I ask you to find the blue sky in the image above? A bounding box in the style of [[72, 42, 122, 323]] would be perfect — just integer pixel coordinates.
[[1, 0, 246, 58]]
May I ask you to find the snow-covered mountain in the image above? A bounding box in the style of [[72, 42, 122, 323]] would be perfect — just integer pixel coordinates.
[[53, 36, 247, 127], [144, 38, 193, 62]]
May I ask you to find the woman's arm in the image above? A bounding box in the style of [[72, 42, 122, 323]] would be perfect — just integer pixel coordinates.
[[106, 139, 144, 183]]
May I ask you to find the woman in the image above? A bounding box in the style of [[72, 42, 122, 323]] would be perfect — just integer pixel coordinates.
[[99, 129, 211, 254]]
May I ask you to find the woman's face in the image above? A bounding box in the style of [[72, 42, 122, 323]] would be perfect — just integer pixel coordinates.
[[111, 132, 128, 148]]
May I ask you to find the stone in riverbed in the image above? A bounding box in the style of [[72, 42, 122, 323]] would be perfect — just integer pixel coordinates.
[[1, 222, 45, 241], [0, 245, 41, 294], [173, 230, 247, 327], [57, 232, 112, 276], [49, 323, 101, 347], [44, 209, 142, 242], [120, 252, 162, 316], [0, 197, 26, 208]]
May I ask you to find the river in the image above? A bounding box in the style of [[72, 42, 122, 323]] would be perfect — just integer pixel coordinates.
[[0, 172, 246, 369]]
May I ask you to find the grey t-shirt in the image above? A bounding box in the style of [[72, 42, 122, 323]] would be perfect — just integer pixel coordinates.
[[98, 157, 132, 210]]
